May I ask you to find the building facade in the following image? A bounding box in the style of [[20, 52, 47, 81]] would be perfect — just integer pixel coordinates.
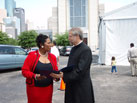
[[48, 7, 58, 38], [99, 4, 105, 16], [0, 9, 7, 32], [5, 0, 16, 17], [26, 20, 34, 31], [13, 8, 26, 32], [58, 0, 98, 50], [0, 23, 6, 32], [3, 17, 20, 39], [69, 0, 88, 28], [36, 30, 52, 41], [0, 9, 7, 23], [5, 27, 16, 39]]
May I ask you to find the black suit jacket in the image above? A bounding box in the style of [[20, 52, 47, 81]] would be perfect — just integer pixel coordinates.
[[63, 42, 95, 103]]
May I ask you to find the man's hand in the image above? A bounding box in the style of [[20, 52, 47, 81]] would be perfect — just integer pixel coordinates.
[[50, 72, 63, 78]]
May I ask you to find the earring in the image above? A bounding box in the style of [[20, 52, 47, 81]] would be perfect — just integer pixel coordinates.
[[41, 46, 44, 48]]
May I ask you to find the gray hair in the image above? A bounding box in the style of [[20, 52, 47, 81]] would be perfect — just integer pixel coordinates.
[[69, 28, 83, 40]]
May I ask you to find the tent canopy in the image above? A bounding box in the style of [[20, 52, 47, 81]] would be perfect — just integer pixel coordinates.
[[99, 2, 137, 65], [103, 2, 137, 20]]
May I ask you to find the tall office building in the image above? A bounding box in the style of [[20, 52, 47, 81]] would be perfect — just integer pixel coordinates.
[[36, 30, 52, 41], [5, 0, 16, 17], [0, 9, 7, 32], [0, 9, 7, 23], [3, 17, 20, 39], [58, 0, 98, 49], [58, 0, 88, 32], [14, 8, 26, 32], [26, 20, 34, 31], [0, 23, 5, 32], [5, 27, 16, 38], [69, 0, 88, 27], [48, 7, 58, 37]]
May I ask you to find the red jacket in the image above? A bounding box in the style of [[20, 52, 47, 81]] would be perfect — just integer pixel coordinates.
[[22, 50, 58, 86]]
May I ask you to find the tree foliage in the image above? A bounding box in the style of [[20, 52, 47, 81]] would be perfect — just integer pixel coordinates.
[[7, 38, 18, 45], [0, 31, 9, 44], [18, 30, 38, 49], [0, 31, 18, 45], [54, 32, 70, 46]]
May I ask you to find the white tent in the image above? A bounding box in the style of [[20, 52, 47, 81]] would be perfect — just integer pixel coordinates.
[[99, 2, 137, 65]]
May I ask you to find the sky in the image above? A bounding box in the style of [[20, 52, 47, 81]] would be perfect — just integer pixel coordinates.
[[0, 0, 137, 29], [99, 0, 137, 12], [0, 0, 57, 29], [15, 0, 57, 29]]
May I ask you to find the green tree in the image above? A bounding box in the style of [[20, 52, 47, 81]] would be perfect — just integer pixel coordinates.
[[18, 30, 38, 49], [0, 31, 19, 45], [54, 32, 70, 46], [0, 31, 9, 44], [7, 38, 18, 45]]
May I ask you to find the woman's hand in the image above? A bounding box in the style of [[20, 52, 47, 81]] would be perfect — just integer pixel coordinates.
[[35, 74, 47, 81], [50, 72, 63, 79]]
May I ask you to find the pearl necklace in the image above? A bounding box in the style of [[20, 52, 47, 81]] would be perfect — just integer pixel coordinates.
[[38, 50, 48, 57]]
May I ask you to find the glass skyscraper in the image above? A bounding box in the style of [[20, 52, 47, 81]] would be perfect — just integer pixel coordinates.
[[69, 0, 88, 27], [14, 8, 25, 32], [3, 17, 20, 37], [5, 0, 16, 17]]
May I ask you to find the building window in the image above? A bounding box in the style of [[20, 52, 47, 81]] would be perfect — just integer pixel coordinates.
[[70, 0, 73, 5], [69, 0, 87, 27], [14, 9, 19, 13]]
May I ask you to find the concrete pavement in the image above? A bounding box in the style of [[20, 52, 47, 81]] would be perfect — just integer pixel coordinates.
[[52, 65, 137, 103], [2, 56, 137, 103]]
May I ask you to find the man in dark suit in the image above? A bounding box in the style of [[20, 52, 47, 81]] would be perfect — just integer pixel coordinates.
[[50, 28, 95, 103]]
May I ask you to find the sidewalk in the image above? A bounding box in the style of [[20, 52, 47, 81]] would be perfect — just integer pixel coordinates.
[[52, 65, 137, 103]]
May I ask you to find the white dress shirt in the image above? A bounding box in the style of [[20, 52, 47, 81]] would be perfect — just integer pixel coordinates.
[[127, 47, 137, 58], [51, 46, 60, 58]]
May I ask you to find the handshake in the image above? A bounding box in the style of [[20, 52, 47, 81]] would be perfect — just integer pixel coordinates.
[[35, 65, 74, 81], [35, 71, 63, 82], [50, 71, 63, 81]]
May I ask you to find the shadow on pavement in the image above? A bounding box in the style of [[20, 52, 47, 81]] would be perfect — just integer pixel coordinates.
[[0, 68, 21, 73]]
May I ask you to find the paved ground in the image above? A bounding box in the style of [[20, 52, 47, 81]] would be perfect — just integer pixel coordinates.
[[1, 56, 137, 103], [52, 65, 137, 103]]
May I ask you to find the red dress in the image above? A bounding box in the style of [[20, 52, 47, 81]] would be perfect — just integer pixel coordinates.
[[22, 50, 58, 103], [27, 84, 53, 103]]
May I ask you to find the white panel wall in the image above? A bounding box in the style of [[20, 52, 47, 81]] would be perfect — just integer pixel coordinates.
[[88, 0, 99, 50], [58, 0, 67, 33]]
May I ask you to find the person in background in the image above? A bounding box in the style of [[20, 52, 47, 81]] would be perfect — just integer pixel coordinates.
[[50, 28, 95, 103], [111, 56, 117, 74], [22, 34, 60, 103], [127, 43, 137, 77], [51, 41, 60, 66]]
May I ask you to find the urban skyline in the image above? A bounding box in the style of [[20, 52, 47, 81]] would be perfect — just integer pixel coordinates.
[[1, 0, 137, 29]]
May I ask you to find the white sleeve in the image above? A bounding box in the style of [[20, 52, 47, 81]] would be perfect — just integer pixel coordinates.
[[127, 49, 130, 58]]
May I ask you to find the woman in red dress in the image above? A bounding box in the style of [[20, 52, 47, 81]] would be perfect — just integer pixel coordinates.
[[22, 34, 61, 103]]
